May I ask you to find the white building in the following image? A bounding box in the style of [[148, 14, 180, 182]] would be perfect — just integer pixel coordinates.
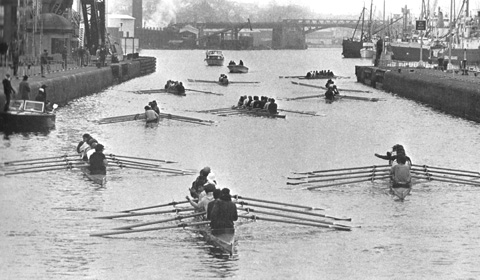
[[108, 14, 135, 38]]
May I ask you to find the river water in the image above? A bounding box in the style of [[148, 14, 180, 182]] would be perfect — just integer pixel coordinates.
[[1, 48, 480, 279]]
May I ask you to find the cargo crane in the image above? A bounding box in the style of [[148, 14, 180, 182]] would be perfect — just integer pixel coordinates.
[[80, 0, 105, 54]]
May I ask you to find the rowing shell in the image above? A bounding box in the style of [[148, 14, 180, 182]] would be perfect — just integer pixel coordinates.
[[81, 165, 106, 186], [389, 181, 411, 201], [197, 226, 235, 256], [193, 216, 235, 256]]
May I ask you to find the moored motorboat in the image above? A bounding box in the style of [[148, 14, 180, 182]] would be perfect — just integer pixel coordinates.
[[227, 64, 249, 73], [0, 100, 56, 132], [205, 50, 224, 66], [360, 42, 376, 59]]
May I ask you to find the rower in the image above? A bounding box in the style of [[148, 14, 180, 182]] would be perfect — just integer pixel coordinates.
[[209, 188, 238, 230], [186, 183, 216, 213], [390, 155, 412, 189], [325, 84, 335, 101], [149, 100, 160, 115], [267, 98, 278, 114], [207, 188, 222, 220], [144, 105, 159, 123], [77, 133, 97, 154], [88, 144, 108, 175]]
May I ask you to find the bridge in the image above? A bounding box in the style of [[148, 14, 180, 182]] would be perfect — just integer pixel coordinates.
[[186, 19, 382, 49]]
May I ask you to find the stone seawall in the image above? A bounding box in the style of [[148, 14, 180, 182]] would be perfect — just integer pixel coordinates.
[[0, 56, 156, 112], [355, 66, 480, 122]]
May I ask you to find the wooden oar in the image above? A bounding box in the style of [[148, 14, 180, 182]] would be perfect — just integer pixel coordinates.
[[3, 154, 78, 165], [159, 113, 215, 124], [116, 164, 195, 175], [107, 154, 176, 164], [236, 201, 351, 221], [285, 94, 324, 101], [3, 157, 83, 167], [109, 158, 164, 168], [238, 214, 350, 231], [305, 175, 391, 190], [293, 165, 390, 175], [90, 221, 210, 237], [113, 212, 205, 230], [232, 195, 325, 210], [95, 207, 195, 219], [288, 171, 390, 185], [185, 88, 223, 96], [196, 107, 235, 113], [238, 207, 351, 228], [411, 167, 480, 179], [119, 200, 190, 213], [412, 164, 480, 176], [288, 168, 390, 180], [291, 81, 371, 93], [279, 75, 305, 78], [5, 161, 84, 172], [1, 165, 79, 176], [411, 172, 480, 186], [277, 109, 324, 116], [411, 175, 480, 186]]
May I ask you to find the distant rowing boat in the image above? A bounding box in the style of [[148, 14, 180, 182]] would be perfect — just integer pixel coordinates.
[[187, 78, 260, 85], [227, 64, 249, 73], [279, 75, 350, 79], [218, 107, 286, 118]]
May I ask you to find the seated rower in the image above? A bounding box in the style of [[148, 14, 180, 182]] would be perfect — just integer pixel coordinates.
[[210, 188, 238, 230], [176, 82, 185, 92], [207, 189, 222, 220], [325, 84, 335, 101], [390, 155, 412, 198], [88, 144, 108, 175], [186, 183, 216, 213], [144, 105, 159, 123], [267, 98, 278, 114], [237, 96, 246, 107], [149, 100, 160, 115]]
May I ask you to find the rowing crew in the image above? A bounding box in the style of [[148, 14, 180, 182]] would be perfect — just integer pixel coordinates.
[[144, 100, 161, 123], [375, 144, 413, 198], [324, 79, 340, 101], [187, 167, 238, 231], [76, 133, 108, 175], [164, 80, 185, 92], [218, 74, 229, 84], [306, 70, 335, 78], [236, 95, 278, 114]]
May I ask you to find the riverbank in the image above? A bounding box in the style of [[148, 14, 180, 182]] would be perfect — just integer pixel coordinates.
[[0, 56, 156, 112], [355, 65, 480, 122]]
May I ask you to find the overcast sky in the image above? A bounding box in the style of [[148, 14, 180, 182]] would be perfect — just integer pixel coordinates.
[[233, 0, 479, 17]]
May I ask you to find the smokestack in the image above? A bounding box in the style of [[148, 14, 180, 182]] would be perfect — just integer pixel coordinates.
[[132, 0, 143, 29]]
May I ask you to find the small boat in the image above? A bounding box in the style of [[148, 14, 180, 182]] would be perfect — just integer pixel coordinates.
[[227, 64, 249, 73], [205, 50, 224, 66], [187, 78, 259, 85], [360, 42, 376, 59], [299, 75, 339, 80], [0, 100, 56, 131]]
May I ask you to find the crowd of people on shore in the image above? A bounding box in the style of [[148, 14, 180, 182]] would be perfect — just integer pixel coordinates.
[[306, 70, 335, 78], [164, 80, 185, 92], [76, 133, 108, 175], [236, 95, 278, 114], [187, 167, 238, 231]]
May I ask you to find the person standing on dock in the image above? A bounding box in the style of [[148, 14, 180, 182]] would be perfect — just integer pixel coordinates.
[[61, 45, 68, 70], [2, 74, 16, 112], [18, 75, 31, 100], [88, 144, 108, 175], [40, 49, 48, 77], [209, 188, 238, 230]]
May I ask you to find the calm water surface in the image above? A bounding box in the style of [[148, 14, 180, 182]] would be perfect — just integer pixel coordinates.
[[1, 49, 480, 279]]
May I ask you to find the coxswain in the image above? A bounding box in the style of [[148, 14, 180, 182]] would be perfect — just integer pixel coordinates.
[[77, 134, 97, 154], [189, 167, 211, 199], [144, 105, 159, 123], [150, 100, 160, 115], [88, 144, 108, 175], [209, 188, 238, 230], [267, 98, 278, 114], [186, 183, 216, 213], [375, 144, 412, 166], [325, 79, 334, 88]]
